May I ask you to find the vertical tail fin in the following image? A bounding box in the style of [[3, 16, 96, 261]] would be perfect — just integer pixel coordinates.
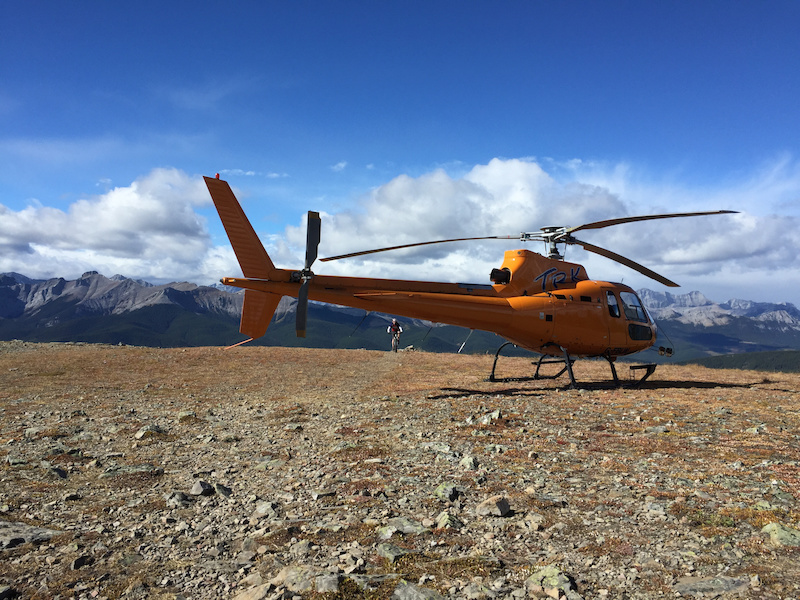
[[205, 176, 282, 339], [204, 176, 277, 280]]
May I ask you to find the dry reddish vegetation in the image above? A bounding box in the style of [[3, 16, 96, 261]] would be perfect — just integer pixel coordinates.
[[1, 342, 799, 599]]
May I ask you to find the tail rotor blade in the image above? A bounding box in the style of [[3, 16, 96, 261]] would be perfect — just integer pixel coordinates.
[[305, 211, 321, 269], [296, 280, 309, 338], [296, 211, 320, 338]]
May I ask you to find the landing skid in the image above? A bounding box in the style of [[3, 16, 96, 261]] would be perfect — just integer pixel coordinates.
[[488, 342, 657, 388], [489, 342, 578, 388]]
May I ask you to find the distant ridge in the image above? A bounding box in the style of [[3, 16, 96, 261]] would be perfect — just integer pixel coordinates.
[[2, 272, 800, 367], [681, 349, 800, 373], [639, 289, 800, 364], [0, 272, 504, 353]]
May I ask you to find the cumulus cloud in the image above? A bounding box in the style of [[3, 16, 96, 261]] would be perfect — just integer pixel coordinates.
[[0, 168, 225, 282], [289, 158, 632, 282], [275, 157, 800, 304], [4, 157, 800, 305]]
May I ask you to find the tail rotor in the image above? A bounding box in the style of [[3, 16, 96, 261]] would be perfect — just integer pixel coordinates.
[[296, 211, 321, 337]]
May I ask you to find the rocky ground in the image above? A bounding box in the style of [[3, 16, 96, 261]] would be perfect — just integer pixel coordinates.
[[1, 341, 799, 600]]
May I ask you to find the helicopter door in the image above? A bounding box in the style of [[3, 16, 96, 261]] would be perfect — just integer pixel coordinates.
[[603, 290, 628, 350]]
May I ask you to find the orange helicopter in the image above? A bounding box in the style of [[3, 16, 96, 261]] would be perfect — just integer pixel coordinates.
[[205, 175, 736, 387]]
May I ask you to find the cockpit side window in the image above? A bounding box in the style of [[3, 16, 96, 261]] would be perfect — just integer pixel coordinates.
[[606, 291, 620, 318], [619, 291, 648, 322]]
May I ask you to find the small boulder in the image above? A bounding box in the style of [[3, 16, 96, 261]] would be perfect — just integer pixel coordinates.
[[475, 494, 511, 517], [189, 480, 215, 496]]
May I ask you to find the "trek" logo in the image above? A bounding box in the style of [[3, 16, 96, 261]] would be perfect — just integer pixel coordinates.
[[534, 266, 584, 292]]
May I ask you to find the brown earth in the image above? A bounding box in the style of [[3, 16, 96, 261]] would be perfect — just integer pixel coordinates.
[[1, 341, 799, 599]]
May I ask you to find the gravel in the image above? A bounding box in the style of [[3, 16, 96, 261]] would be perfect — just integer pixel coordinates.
[[1, 341, 799, 599]]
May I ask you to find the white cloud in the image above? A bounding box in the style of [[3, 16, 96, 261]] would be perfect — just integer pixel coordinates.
[[0, 168, 231, 283], [330, 161, 348, 172], [272, 157, 800, 305], [221, 169, 257, 177], [4, 157, 800, 307]]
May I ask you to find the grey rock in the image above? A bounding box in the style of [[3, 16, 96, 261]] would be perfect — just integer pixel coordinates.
[[5, 454, 26, 466], [673, 575, 750, 595], [177, 410, 197, 421], [377, 542, 409, 563], [71, 555, 94, 570], [478, 409, 502, 425], [391, 581, 445, 599], [392, 581, 444, 600], [290, 538, 311, 557], [98, 463, 163, 479], [214, 482, 233, 497], [475, 495, 511, 517], [274, 565, 318, 592], [378, 516, 430, 539], [461, 582, 495, 599], [44, 466, 68, 479], [525, 565, 580, 598], [0, 585, 19, 600], [235, 550, 256, 565], [253, 500, 281, 519], [762, 522, 800, 546], [0, 521, 61, 550], [433, 482, 461, 502], [435, 511, 464, 530], [315, 573, 341, 593], [645, 425, 670, 434], [164, 490, 193, 508], [459, 455, 479, 470], [134, 423, 166, 439], [311, 489, 335, 500], [232, 583, 273, 600], [190, 480, 215, 496]]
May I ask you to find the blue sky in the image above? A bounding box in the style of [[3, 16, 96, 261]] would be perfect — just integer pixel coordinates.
[[2, 2, 800, 306]]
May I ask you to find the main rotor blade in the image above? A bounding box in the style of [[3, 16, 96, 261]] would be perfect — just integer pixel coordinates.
[[572, 238, 680, 287], [296, 280, 310, 337], [305, 211, 321, 269], [319, 235, 517, 262], [567, 210, 738, 235]]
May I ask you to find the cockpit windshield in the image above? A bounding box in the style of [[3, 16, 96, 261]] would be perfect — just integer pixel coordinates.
[[619, 291, 649, 323]]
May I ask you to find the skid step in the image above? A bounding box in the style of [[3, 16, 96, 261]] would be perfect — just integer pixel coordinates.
[[629, 363, 657, 385]]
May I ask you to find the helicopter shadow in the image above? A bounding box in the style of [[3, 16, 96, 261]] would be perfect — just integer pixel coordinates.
[[635, 379, 798, 392], [428, 387, 547, 400], [432, 379, 783, 397]]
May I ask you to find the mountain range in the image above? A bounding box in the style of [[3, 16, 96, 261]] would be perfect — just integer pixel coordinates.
[[2, 272, 800, 367]]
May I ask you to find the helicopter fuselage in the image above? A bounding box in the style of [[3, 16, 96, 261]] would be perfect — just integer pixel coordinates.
[[221, 248, 656, 359]]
